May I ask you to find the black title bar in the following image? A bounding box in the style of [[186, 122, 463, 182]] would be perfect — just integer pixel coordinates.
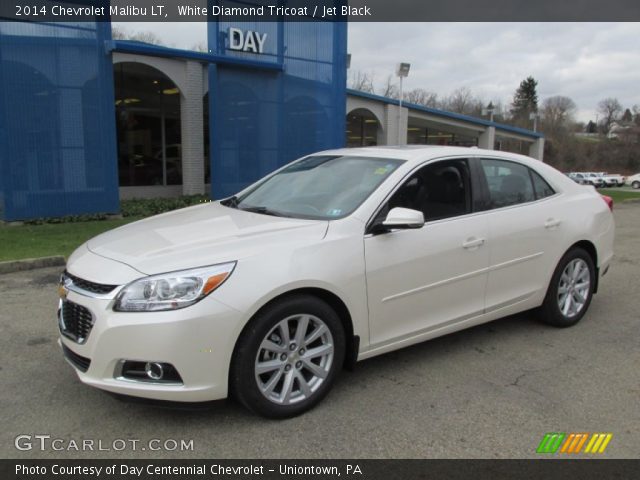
[[1, 0, 640, 22], [2, 459, 640, 480]]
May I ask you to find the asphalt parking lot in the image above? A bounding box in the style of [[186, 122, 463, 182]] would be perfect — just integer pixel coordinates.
[[1, 203, 639, 459]]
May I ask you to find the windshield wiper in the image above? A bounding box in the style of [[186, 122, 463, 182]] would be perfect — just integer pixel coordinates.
[[221, 195, 239, 208], [238, 205, 292, 217]]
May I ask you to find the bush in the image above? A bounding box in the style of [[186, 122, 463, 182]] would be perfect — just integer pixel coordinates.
[[120, 195, 210, 218], [22, 195, 211, 225]]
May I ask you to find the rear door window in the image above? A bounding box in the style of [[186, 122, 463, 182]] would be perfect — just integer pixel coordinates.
[[481, 159, 535, 208]]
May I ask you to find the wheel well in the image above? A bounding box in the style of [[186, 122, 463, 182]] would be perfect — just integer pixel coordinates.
[[249, 288, 356, 369], [568, 240, 599, 293]]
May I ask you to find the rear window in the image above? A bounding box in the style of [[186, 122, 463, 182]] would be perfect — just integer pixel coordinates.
[[530, 170, 555, 199]]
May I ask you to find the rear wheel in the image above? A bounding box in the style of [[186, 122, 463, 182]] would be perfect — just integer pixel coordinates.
[[538, 248, 595, 328], [230, 295, 345, 418], [632, 181, 640, 189]]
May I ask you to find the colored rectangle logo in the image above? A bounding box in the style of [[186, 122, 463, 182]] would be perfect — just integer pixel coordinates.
[[537, 433, 612, 454]]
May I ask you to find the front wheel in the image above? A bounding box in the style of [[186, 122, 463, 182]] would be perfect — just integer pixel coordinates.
[[538, 248, 595, 327], [632, 181, 640, 189], [230, 295, 345, 418]]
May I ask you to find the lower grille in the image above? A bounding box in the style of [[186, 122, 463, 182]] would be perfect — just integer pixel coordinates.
[[61, 343, 91, 372], [59, 300, 94, 344]]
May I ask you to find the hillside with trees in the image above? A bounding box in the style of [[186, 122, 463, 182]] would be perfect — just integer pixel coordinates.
[[349, 70, 640, 173]]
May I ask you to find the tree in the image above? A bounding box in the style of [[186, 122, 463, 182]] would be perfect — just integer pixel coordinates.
[[111, 26, 165, 46], [440, 87, 483, 115], [511, 76, 539, 126], [597, 98, 622, 133], [403, 88, 438, 108], [633, 105, 640, 126], [191, 41, 208, 53], [111, 26, 127, 40], [444, 87, 473, 114], [586, 120, 597, 134], [622, 108, 633, 123], [380, 74, 399, 99], [541, 95, 577, 135], [349, 70, 375, 94]]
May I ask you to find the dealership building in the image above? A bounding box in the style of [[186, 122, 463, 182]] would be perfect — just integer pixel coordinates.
[[0, 20, 543, 221]]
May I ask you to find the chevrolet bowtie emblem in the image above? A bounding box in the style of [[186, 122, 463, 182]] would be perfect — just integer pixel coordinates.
[[58, 283, 68, 300]]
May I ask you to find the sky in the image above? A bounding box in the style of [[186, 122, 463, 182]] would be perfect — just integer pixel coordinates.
[[114, 22, 640, 123]]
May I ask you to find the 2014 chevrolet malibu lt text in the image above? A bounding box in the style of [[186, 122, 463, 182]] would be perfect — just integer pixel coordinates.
[[58, 146, 614, 417]]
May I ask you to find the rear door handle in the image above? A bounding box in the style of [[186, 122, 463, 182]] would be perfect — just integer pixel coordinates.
[[462, 237, 485, 250], [545, 218, 561, 229]]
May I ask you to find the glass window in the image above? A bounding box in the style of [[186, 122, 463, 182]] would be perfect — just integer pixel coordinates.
[[481, 159, 535, 209], [114, 62, 182, 187], [380, 159, 472, 222], [346, 109, 379, 147], [229, 156, 404, 220], [530, 170, 555, 199]]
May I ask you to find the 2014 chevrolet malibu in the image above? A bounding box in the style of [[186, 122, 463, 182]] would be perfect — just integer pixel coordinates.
[[58, 146, 614, 417]]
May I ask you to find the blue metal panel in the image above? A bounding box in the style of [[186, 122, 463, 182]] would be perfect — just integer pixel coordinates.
[[208, 19, 348, 199], [0, 19, 119, 221], [109, 40, 284, 72]]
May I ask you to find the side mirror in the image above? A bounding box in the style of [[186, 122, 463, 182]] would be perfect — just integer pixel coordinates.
[[371, 207, 424, 234]]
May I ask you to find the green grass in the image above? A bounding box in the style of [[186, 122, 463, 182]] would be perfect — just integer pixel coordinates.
[[599, 188, 640, 204], [0, 217, 141, 262]]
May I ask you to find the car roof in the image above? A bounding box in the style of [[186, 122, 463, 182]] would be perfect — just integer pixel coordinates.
[[314, 145, 544, 168]]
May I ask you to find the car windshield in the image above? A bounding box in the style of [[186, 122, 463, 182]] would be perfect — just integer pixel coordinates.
[[226, 155, 404, 220]]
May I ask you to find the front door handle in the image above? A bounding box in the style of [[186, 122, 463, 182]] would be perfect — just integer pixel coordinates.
[[462, 237, 485, 250], [545, 218, 561, 229]]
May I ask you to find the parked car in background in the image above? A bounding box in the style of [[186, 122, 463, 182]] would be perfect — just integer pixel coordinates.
[[58, 146, 615, 417], [568, 172, 588, 185], [595, 172, 625, 187], [584, 173, 606, 188], [568, 172, 601, 187], [625, 173, 640, 189]]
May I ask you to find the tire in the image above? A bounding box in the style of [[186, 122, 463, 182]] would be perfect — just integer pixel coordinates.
[[230, 295, 345, 418], [538, 247, 596, 328], [632, 181, 640, 189]]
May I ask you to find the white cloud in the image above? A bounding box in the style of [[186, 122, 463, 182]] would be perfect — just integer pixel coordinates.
[[114, 22, 640, 123], [348, 22, 640, 122]]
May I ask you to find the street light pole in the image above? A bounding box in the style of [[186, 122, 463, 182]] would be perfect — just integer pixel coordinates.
[[398, 76, 404, 144], [529, 112, 539, 132], [482, 101, 495, 122], [395, 63, 410, 145]]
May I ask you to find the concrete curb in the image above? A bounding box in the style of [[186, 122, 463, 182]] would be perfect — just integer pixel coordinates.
[[0, 256, 66, 275]]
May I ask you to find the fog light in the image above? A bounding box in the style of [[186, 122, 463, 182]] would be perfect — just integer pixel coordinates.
[[145, 362, 164, 380], [116, 360, 183, 384]]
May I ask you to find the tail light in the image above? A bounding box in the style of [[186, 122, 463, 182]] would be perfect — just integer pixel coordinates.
[[601, 194, 613, 211]]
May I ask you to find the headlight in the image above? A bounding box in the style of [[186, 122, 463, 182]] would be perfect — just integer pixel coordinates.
[[114, 262, 236, 312]]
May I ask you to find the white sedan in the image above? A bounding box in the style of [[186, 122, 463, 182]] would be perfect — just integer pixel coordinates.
[[58, 146, 615, 417], [626, 173, 640, 189]]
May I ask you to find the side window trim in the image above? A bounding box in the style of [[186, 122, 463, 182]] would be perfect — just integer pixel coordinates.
[[469, 157, 491, 212]]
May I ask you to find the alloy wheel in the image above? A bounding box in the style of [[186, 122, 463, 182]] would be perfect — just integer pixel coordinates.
[[557, 258, 591, 318], [254, 314, 334, 405]]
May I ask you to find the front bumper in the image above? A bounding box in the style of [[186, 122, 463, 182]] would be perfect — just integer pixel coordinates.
[[58, 287, 243, 402]]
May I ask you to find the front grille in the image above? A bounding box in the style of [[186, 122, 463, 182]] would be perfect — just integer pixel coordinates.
[[59, 300, 94, 344], [63, 271, 117, 295], [61, 343, 91, 372]]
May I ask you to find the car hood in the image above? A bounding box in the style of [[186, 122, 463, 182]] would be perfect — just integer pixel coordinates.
[[86, 202, 328, 275]]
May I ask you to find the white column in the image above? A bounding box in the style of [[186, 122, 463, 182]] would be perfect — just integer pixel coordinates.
[[180, 60, 205, 195], [478, 126, 495, 150], [529, 137, 545, 161], [383, 104, 407, 145]]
